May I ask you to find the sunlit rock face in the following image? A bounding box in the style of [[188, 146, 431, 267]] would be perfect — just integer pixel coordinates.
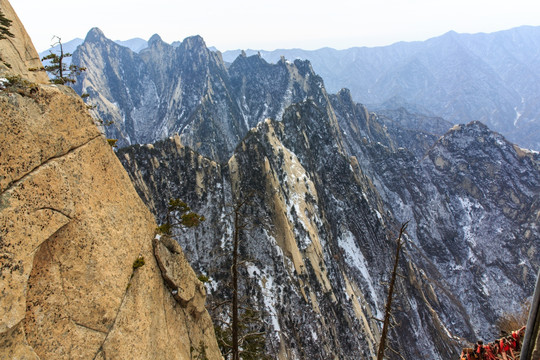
[[0, 3, 222, 358]]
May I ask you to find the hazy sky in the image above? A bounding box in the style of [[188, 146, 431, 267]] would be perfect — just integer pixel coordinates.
[[10, 0, 540, 52]]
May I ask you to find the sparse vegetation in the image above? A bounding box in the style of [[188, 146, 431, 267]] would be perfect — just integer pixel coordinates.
[[0, 10, 14, 40], [31, 36, 86, 85], [0, 9, 14, 69], [107, 138, 118, 148], [156, 198, 205, 234], [210, 193, 271, 360], [191, 340, 209, 360], [198, 274, 210, 283], [0, 75, 39, 97], [132, 256, 145, 269], [377, 222, 408, 360], [214, 307, 270, 360]]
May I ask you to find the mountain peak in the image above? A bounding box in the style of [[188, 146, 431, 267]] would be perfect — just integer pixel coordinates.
[[336, 88, 354, 104], [448, 120, 491, 135], [85, 27, 107, 43], [148, 34, 164, 47], [181, 35, 207, 51], [435, 120, 514, 156]]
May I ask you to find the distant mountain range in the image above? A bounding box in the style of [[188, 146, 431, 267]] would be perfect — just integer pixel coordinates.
[[221, 26, 540, 151], [43, 25, 540, 151]]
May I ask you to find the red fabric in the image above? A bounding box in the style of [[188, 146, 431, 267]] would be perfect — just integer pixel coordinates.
[[483, 345, 498, 360]]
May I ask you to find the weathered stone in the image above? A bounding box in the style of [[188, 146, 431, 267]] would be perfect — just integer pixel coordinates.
[[0, 322, 39, 360], [0, 84, 100, 193]]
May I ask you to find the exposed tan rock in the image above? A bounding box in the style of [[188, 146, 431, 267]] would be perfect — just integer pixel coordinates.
[[0, 84, 99, 192], [0, 2, 222, 358], [0, 0, 49, 83], [154, 235, 207, 316]]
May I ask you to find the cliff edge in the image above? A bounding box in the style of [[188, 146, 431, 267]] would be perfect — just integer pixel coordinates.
[[0, 1, 221, 358]]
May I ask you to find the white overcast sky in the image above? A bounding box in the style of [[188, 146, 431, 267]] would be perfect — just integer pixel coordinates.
[[9, 0, 540, 52]]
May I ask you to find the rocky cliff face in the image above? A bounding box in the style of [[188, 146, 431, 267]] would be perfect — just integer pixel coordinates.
[[44, 23, 540, 359], [388, 122, 539, 338], [72, 29, 331, 163], [114, 38, 540, 359], [119, 105, 539, 360], [0, 3, 221, 358], [333, 84, 540, 340], [119, 103, 464, 359], [338, 92, 540, 340], [0, 0, 49, 83]]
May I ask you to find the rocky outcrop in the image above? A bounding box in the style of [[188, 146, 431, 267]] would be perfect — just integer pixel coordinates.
[[0, 2, 221, 358], [154, 235, 207, 315]]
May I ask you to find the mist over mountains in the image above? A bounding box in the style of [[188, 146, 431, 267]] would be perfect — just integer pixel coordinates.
[[222, 26, 540, 151], [58, 26, 540, 359]]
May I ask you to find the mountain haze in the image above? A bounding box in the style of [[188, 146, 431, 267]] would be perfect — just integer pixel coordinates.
[[223, 26, 540, 151], [43, 26, 540, 150], [73, 29, 331, 162]]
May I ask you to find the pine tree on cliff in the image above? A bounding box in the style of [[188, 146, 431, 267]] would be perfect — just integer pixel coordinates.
[[0, 10, 14, 40], [39, 36, 86, 85], [156, 198, 205, 234], [377, 222, 408, 360], [0, 9, 14, 68], [211, 193, 270, 360]]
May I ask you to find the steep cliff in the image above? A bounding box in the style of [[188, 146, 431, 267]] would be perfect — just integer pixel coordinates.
[[56, 20, 540, 359], [0, 3, 221, 359], [119, 102, 466, 359], [117, 58, 539, 359], [334, 86, 540, 341]]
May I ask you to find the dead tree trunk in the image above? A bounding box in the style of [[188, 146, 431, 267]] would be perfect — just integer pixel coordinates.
[[377, 222, 408, 360], [232, 204, 240, 360]]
